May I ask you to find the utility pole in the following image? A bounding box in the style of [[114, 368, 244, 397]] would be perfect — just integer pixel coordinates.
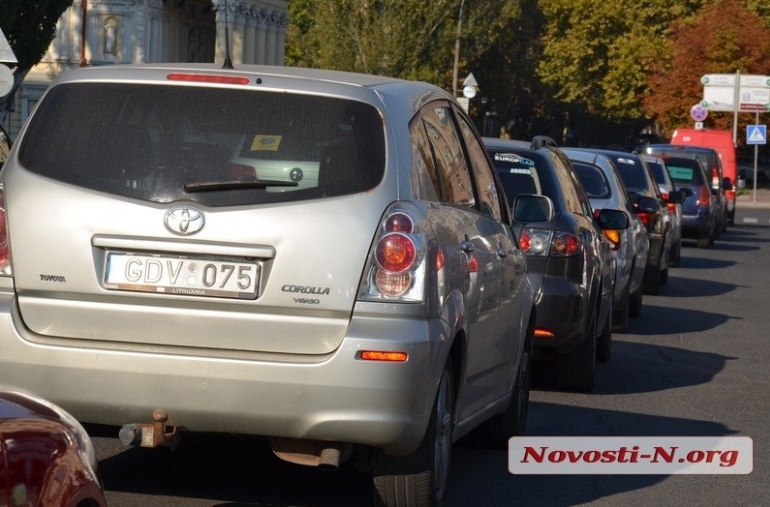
[[452, 0, 466, 98]]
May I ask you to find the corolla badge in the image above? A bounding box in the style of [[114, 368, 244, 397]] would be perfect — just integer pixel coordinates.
[[164, 207, 205, 236]]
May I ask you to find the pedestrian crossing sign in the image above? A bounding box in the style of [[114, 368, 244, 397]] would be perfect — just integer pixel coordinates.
[[747, 124, 767, 145]]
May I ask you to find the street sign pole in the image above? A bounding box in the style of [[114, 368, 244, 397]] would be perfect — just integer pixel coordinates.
[[754, 111, 758, 203], [747, 120, 767, 203]]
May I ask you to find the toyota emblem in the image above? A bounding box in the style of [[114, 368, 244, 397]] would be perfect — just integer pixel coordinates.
[[164, 207, 205, 236]]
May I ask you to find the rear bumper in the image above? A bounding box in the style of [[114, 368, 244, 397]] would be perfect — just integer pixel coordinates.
[[0, 293, 443, 455], [681, 209, 712, 238], [532, 274, 588, 353]]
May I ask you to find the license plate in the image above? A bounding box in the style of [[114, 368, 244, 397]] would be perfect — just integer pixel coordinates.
[[104, 252, 259, 299]]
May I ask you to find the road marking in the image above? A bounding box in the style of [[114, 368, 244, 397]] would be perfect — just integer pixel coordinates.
[[742, 217, 759, 224]]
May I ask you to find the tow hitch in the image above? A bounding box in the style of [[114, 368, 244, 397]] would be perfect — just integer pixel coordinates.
[[119, 409, 181, 450]]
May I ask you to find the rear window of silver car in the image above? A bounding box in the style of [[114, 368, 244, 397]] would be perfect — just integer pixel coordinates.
[[18, 83, 385, 206]]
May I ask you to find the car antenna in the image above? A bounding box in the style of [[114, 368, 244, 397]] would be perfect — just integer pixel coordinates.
[[221, 0, 234, 69]]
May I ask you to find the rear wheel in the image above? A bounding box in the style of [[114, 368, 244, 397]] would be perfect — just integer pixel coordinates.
[[643, 265, 661, 295], [597, 300, 612, 362], [612, 292, 630, 333], [660, 267, 669, 285], [372, 363, 454, 507], [669, 238, 681, 267], [469, 316, 534, 448]]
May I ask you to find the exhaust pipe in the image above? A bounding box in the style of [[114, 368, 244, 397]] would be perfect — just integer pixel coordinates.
[[318, 446, 342, 472]]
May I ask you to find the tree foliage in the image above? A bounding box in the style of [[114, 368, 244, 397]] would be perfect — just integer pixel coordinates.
[[537, 0, 705, 122], [0, 0, 74, 116], [644, 0, 770, 136], [286, 0, 523, 87]]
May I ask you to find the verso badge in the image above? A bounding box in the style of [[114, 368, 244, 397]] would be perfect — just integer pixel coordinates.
[[165, 207, 204, 236]]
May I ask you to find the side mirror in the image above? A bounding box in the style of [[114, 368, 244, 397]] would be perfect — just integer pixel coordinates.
[[597, 209, 629, 230], [513, 194, 554, 223], [680, 187, 694, 197], [667, 190, 685, 204], [636, 195, 660, 213], [723, 177, 733, 191]]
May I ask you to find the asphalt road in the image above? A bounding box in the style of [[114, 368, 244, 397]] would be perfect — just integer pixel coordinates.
[[90, 206, 770, 507]]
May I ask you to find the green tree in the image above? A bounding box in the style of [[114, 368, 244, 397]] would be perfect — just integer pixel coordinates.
[[0, 0, 73, 121], [644, 0, 770, 137], [535, 0, 705, 144], [286, 0, 522, 88]]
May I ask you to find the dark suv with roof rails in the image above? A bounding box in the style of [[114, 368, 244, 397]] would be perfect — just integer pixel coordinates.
[[484, 135, 629, 392]]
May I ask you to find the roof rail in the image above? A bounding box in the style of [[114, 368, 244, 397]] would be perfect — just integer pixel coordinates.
[[530, 135, 559, 150]]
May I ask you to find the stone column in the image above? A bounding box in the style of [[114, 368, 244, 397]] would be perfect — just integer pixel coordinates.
[[211, 0, 239, 66], [243, 5, 257, 64], [276, 11, 288, 65], [265, 9, 277, 66], [255, 8, 268, 65]]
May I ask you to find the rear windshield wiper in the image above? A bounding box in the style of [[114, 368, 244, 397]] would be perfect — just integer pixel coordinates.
[[184, 179, 299, 192]]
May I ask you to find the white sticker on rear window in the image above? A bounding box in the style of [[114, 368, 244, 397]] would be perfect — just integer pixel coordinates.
[[494, 152, 535, 168]]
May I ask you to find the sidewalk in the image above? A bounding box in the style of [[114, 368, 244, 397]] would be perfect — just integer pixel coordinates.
[[736, 186, 770, 209]]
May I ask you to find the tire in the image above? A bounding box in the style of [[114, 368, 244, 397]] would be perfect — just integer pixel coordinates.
[[612, 292, 630, 333], [372, 363, 455, 507], [629, 284, 643, 317], [469, 316, 534, 448], [556, 306, 597, 392], [696, 237, 710, 249], [597, 299, 612, 362], [643, 265, 661, 295], [669, 238, 681, 267]]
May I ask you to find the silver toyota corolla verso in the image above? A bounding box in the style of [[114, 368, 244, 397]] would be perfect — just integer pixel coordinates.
[[0, 63, 536, 506]]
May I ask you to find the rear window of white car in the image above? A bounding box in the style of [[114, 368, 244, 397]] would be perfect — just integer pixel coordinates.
[[18, 83, 385, 206]]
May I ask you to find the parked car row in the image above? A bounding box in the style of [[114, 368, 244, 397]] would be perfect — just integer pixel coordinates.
[[483, 137, 690, 396], [644, 144, 732, 248], [0, 64, 539, 507], [0, 63, 736, 507]]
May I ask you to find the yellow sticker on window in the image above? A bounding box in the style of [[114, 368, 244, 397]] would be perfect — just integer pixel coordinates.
[[251, 135, 282, 151]]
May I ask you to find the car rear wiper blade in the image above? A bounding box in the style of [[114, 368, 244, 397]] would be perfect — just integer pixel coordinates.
[[184, 179, 299, 192]]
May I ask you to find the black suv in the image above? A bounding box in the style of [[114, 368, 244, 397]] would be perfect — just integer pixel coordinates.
[[570, 148, 682, 295], [484, 136, 628, 392]]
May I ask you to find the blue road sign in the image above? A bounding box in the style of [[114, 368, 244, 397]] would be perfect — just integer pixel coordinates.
[[747, 125, 767, 145]]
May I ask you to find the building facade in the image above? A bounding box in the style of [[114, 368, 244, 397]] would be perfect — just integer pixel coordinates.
[[7, 0, 288, 136]]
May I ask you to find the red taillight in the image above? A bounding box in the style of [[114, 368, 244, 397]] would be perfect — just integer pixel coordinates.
[[551, 232, 580, 256], [534, 328, 554, 338], [385, 212, 414, 233], [637, 211, 651, 226], [519, 229, 532, 252], [666, 202, 676, 214], [435, 248, 445, 271], [697, 185, 711, 206], [520, 229, 579, 256], [166, 73, 250, 85], [360, 204, 426, 301], [468, 253, 479, 273], [376, 233, 416, 273]]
